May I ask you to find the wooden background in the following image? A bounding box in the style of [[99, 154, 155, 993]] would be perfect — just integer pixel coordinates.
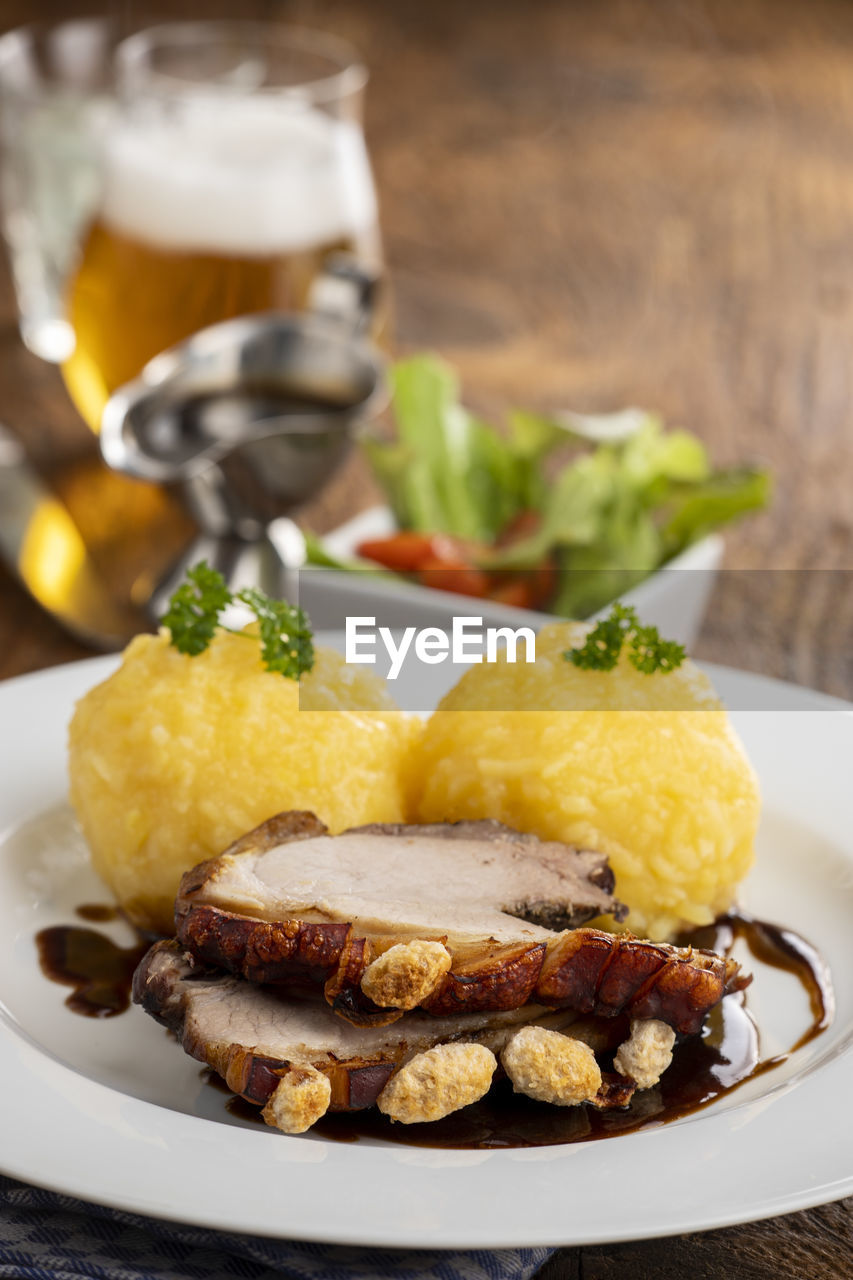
[[0, 0, 850, 1275]]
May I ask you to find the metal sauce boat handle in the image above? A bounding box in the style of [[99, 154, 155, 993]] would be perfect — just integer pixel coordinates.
[[307, 253, 379, 337]]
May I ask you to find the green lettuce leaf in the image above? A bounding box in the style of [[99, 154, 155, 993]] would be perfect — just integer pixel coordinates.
[[363, 356, 519, 541], [661, 468, 772, 556]]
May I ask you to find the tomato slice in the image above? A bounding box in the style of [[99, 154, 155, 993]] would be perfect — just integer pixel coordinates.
[[488, 579, 536, 609], [356, 533, 439, 572], [417, 561, 492, 598], [357, 531, 475, 573], [356, 527, 556, 610]]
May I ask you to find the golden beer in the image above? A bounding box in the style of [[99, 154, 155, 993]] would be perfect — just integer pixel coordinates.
[[63, 222, 372, 431], [61, 25, 382, 431]]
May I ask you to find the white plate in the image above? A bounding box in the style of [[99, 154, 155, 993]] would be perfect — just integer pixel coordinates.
[[0, 655, 851, 1249]]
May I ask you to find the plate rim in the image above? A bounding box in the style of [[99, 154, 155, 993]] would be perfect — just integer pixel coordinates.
[[0, 652, 851, 1249]]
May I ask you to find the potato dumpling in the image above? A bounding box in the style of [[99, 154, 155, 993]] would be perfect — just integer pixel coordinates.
[[410, 621, 760, 941], [69, 630, 419, 934]]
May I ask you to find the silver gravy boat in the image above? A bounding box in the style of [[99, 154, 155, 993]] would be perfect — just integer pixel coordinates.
[[99, 257, 386, 619]]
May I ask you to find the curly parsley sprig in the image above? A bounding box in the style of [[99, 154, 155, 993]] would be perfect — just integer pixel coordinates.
[[161, 562, 314, 680], [564, 603, 686, 675]]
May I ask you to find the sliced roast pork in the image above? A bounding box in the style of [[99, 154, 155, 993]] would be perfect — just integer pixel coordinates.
[[133, 938, 622, 1132], [175, 811, 747, 1033]]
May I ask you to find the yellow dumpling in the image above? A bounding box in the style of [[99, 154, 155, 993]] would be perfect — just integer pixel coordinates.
[[69, 629, 419, 934], [410, 621, 760, 940]]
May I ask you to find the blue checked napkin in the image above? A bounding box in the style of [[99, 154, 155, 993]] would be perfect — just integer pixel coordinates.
[[0, 1176, 554, 1280]]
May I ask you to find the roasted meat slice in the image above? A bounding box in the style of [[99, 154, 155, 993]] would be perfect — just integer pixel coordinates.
[[176, 811, 621, 946], [175, 811, 747, 1033], [133, 939, 606, 1132]]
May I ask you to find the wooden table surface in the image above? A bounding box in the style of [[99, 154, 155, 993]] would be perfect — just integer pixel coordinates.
[[0, 0, 850, 1275]]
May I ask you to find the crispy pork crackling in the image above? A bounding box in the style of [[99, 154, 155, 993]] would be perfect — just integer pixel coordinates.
[[175, 812, 747, 1033], [132, 939, 618, 1131]]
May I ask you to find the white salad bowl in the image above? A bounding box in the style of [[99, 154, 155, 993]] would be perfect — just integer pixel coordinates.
[[303, 504, 724, 650]]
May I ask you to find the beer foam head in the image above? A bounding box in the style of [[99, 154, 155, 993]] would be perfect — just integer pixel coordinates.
[[99, 99, 377, 256]]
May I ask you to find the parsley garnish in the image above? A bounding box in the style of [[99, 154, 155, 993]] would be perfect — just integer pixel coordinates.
[[235, 586, 315, 679], [564, 603, 686, 675], [626, 623, 686, 674], [161, 562, 314, 680], [161, 561, 232, 656]]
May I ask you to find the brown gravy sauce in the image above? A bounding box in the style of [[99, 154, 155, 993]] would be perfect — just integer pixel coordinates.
[[692, 910, 835, 1054], [36, 911, 834, 1143], [36, 918, 149, 1017], [75, 903, 120, 924], [307, 912, 834, 1149]]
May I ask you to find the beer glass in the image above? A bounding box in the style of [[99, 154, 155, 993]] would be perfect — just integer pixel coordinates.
[[61, 22, 384, 432]]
